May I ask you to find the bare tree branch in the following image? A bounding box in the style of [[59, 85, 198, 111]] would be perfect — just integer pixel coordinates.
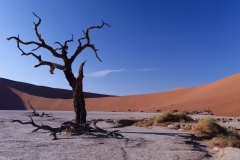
[[31, 46, 41, 51], [13, 35, 42, 60], [53, 34, 74, 56], [70, 20, 110, 64], [64, 34, 74, 51], [54, 41, 64, 52], [7, 36, 41, 46], [32, 12, 44, 44], [77, 37, 86, 48], [9, 35, 65, 74], [6, 37, 63, 60], [88, 44, 101, 61], [34, 62, 65, 74], [31, 12, 65, 59], [28, 100, 36, 113], [7, 13, 65, 60], [85, 20, 111, 44], [12, 117, 60, 140], [12, 117, 39, 128], [54, 42, 64, 48]]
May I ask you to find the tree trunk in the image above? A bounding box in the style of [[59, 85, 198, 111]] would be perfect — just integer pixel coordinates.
[[64, 61, 86, 126], [74, 61, 86, 125]]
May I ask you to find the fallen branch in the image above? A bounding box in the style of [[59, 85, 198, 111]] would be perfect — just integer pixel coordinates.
[[21, 101, 53, 117], [40, 112, 54, 117], [12, 117, 60, 140], [12, 118, 124, 140]]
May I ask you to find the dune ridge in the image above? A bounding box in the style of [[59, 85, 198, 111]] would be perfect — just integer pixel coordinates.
[[1, 73, 240, 116], [0, 77, 115, 110]]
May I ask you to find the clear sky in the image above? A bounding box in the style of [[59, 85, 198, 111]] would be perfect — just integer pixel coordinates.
[[1, 1, 240, 96]]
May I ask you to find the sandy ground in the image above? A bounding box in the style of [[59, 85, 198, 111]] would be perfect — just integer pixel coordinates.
[[1, 111, 240, 160]]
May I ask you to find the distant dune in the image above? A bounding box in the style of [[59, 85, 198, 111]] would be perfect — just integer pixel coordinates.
[[0, 78, 115, 110], [1, 73, 240, 116]]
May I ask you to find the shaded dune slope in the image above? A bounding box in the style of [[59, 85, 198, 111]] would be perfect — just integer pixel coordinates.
[[0, 80, 25, 110], [1, 73, 240, 116], [6, 87, 72, 111], [0, 78, 115, 99], [0, 77, 114, 110]]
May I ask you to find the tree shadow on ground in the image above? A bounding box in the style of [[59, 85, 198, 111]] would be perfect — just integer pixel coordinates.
[[119, 131, 212, 158]]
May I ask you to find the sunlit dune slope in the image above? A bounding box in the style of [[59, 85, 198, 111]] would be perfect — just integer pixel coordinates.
[[85, 73, 240, 116], [1, 73, 240, 116]]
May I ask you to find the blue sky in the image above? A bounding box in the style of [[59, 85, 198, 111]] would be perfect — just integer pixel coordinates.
[[1, 1, 240, 96]]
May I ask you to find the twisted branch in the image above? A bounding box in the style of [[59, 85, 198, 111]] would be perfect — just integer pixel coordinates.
[[70, 20, 110, 63], [9, 35, 65, 74], [85, 20, 111, 44], [32, 12, 44, 44], [12, 117, 60, 140], [54, 41, 64, 50], [54, 34, 73, 56], [64, 34, 74, 51], [7, 12, 65, 61]]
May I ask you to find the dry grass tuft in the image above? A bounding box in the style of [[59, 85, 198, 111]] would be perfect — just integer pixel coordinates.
[[193, 118, 227, 137], [134, 111, 193, 127], [134, 116, 156, 127], [155, 111, 193, 123], [193, 118, 240, 148], [208, 129, 240, 148]]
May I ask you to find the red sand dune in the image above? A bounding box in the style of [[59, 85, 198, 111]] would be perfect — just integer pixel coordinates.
[[1, 73, 240, 116]]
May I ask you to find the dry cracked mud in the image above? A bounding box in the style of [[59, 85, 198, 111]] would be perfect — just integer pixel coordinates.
[[0, 111, 239, 160]]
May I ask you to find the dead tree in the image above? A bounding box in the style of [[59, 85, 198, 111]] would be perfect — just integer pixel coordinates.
[[7, 12, 110, 126]]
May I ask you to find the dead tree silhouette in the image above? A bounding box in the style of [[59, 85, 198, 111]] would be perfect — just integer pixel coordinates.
[[8, 12, 123, 139]]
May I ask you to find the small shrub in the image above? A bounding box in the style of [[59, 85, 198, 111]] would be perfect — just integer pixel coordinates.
[[208, 134, 240, 148], [175, 111, 193, 122], [134, 111, 193, 127], [155, 111, 193, 123], [134, 116, 156, 127], [193, 119, 240, 148], [193, 118, 227, 137]]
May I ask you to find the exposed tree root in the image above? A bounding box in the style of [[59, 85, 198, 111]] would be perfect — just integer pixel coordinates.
[[12, 118, 124, 140], [21, 101, 53, 117]]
